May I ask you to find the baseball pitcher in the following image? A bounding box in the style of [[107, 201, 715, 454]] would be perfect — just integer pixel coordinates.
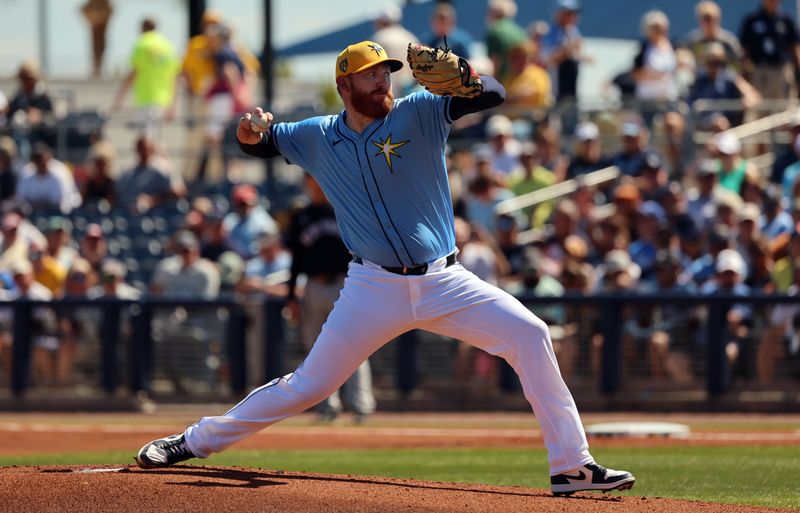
[[136, 40, 635, 496]]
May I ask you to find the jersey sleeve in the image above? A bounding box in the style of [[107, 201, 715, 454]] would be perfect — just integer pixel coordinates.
[[406, 91, 451, 143], [270, 117, 327, 171]]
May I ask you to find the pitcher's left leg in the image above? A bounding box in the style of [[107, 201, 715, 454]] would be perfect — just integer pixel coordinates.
[[420, 267, 591, 474]]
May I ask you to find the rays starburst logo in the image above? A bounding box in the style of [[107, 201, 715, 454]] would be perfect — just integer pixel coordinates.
[[372, 134, 409, 172]]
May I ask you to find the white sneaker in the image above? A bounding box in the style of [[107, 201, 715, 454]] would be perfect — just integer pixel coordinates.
[[550, 462, 635, 495]]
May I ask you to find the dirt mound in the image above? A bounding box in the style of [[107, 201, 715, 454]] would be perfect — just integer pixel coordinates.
[[0, 465, 788, 513]]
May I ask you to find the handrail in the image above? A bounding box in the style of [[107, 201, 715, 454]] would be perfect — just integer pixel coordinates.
[[495, 166, 621, 216], [726, 107, 800, 140]]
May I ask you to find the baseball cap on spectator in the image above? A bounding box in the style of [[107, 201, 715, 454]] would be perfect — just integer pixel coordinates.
[[674, 214, 701, 241], [231, 184, 259, 206], [85, 223, 104, 239], [639, 151, 663, 174], [638, 200, 666, 222], [376, 4, 402, 23], [174, 230, 199, 251], [696, 158, 719, 177], [17, 61, 40, 80], [46, 216, 70, 233], [716, 248, 746, 275], [10, 259, 33, 276], [714, 132, 741, 155], [486, 115, 514, 138], [738, 202, 761, 224], [574, 121, 599, 142], [101, 258, 127, 279], [218, 251, 245, 287], [696, 1, 720, 19], [602, 249, 641, 279], [703, 42, 726, 64], [556, 0, 582, 11], [621, 122, 641, 138]]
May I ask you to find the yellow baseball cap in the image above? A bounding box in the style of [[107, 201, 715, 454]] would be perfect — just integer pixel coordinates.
[[335, 41, 404, 79]]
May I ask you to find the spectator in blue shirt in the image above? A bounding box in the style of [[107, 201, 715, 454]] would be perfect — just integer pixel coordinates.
[[422, 3, 472, 59]]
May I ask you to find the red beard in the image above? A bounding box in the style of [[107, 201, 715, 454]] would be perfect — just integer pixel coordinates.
[[350, 83, 394, 119]]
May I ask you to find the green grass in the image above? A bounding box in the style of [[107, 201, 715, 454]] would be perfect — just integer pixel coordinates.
[[1, 446, 798, 510]]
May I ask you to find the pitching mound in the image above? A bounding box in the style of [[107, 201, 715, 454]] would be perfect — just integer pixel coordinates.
[[0, 465, 787, 513]]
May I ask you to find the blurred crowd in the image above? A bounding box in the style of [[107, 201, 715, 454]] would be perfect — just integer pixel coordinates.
[[1, 0, 800, 389]]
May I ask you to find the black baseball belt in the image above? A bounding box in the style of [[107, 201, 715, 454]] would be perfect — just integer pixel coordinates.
[[351, 252, 457, 276]]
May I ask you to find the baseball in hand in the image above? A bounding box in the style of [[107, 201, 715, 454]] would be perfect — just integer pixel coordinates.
[[250, 110, 272, 133]]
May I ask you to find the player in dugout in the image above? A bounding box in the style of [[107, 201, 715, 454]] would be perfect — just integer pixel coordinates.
[[135, 40, 635, 496]]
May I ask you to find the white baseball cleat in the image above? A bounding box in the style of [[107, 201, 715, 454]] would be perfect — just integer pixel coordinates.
[[550, 462, 635, 495]]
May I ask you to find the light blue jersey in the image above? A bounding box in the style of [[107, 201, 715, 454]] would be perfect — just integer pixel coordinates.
[[272, 91, 454, 267]]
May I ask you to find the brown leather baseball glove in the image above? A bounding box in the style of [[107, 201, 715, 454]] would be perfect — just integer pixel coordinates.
[[406, 42, 483, 98]]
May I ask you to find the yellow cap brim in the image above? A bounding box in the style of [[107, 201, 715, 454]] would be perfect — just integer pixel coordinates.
[[349, 58, 404, 76]]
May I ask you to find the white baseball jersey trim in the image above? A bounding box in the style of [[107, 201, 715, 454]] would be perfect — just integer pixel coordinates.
[[184, 262, 592, 474]]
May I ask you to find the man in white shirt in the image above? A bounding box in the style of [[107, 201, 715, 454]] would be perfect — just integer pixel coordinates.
[[16, 143, 81, 214]]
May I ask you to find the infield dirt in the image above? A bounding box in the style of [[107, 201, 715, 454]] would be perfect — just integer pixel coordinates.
[[0, 465, 795, 513]]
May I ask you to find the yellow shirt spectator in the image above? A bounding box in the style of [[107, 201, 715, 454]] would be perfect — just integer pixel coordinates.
[[131, 30, 180, 108], [182, 33, 260, 96]]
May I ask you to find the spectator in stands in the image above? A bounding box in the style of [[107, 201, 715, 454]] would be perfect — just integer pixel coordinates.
[[713, 190, 744, 233], [372, 4, 417, 95], [636, 152, 669, 202], [688, 42, 761, 127], [759, 246, 800, 382], [610, 122, 651, 177], [29, 243, 66, 297], [9, 259, 59, 386], [779, 134, 800, 202], [771, 223, 800, 292], [151, 230, 220, 299], [241, 232, 291, 297], [632, 11, 680, 128], [80, 0, 113, 77], [504, 40, 552, 111], [687, 159, 722, 231], [0, 90, 7, 128], [44, 217, 78, 271], [79, 223, 107, 273], [197, 23, 252, 185], [565, 121, 609, 180], [7, 61, 55, 153], [16, 143, 81, 214], [770, 114, 800, 186], [0, 138, 20, 206], [485, 0, 527, 85], [641, 251, 699, 383], [713, 132, 756, 196], [115, 135, 186, 213], [423, 2, 472, 59], [739, 0, 800, 101], [484, 114, 522, 177], [630, 200, 667, 283], [223, 184, 278, 259], [679, 1, 743, 69], [734, 202, 763, 269], [541, 199, 583, 276], [507, 142, 556, 228], [199, 209, 228, 263], [111, 18, 180, 136], [0, 212, 29, 273], [88, 258, 140, 299], [701, 248, 754, 380], [533, 124, 569, 179], [464, 164, 514, 233], [540, 0, 583, 104], [80, 141, 116, 206], [761, 186, 795, 241], [55, 258, 97, 385]]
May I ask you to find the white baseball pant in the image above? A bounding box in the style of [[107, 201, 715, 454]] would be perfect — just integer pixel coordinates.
[[184, 256, 593, 474]]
